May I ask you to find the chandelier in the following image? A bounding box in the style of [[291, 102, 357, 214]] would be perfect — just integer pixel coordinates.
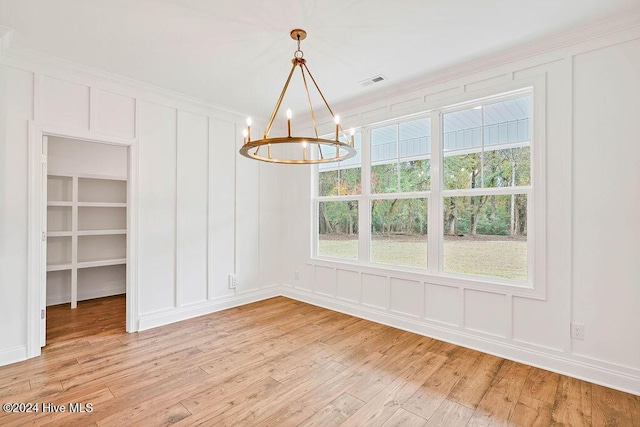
[[239, 29, 357, 164]]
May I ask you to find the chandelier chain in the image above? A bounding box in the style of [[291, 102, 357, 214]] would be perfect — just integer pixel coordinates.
[[294, 34, 304, 59]]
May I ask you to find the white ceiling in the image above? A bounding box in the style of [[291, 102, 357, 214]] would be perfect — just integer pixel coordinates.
[[0, 0, 637, 118]]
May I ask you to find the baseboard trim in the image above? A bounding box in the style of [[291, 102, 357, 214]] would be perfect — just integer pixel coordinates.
[[137, 287, 280, 331], [0, 345, 27, 367], [6, 284, 638, 395], [281, 287, 640, 396]]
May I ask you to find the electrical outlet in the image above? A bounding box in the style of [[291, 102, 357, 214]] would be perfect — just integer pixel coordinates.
[[228, 274, 237, 289], [294, 271, 300, 280], [571, 323, 585, 340]]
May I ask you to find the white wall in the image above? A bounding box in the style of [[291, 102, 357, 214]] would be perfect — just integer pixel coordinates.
[[279, 21, 640, 394], [571, 39, 640, 371], [0, 51, 282, 364], [0, 63, 32, 365]]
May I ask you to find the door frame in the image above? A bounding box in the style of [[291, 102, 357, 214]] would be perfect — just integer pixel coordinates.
[[27, 122, 139, 357]]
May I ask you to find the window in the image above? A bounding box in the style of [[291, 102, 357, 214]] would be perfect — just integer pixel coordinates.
[[371, 118, 431, 193], [442, 96, 531, 281], [371, 198, 428, 268], [314, 89, 535, 286], [317, 133, 361, 260], [370, 118, 431, 269]]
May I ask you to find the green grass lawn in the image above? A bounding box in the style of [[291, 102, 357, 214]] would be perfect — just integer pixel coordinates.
[[319, 235, 527, 281]]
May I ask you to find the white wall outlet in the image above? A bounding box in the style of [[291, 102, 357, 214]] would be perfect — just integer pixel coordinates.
[[571, 322, 585, 340], [228, 274, 237, 289], [294, 271, 300, 280]]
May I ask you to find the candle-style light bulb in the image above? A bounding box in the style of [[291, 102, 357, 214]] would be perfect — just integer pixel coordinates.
[[302, 141, 308, 148], [349, 128, 355, 147], [242, 128, 248, 144], [286, 108, 292, 137], [334, 115, 340, 141], [246, 117, 252, 126], [246, 117, 252, 142]]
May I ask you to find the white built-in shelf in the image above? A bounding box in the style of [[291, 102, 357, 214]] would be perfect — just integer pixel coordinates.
[[48, 201, 73, 207], [47, 175, 72, 203], [46, 258, 127, 272], [77, 202, 127, 208], [48, 229, 127, 238], [48, 231, 73, 237], [77, 229, 127, 236], [78, 258, 126, 269], [47, 172, 127, 308], [47, 262, 72, 272], [48, 172, 127, 181], [78, 177, 127, 203]]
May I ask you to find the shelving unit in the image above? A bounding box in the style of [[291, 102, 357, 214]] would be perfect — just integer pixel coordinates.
[[46, 173, 127, 308]]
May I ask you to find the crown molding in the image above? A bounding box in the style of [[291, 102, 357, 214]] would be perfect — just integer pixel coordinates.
[[0, 26, 12, 55], [0, 41, 249, 122], [329, 7, 640, 117]]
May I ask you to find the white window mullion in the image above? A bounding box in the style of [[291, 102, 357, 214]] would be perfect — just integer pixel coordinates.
[[442, 186, 531, 198], [428, 111, 442, 274], [317, 195, 364, 203], [312, 198, 319, 258], [311, 164, 318, 258], [370, 191, 430, 201], [527, 190, 534, 286], [443, 141, 529, 158], [360, 127, 371, 264], [480, 105, 485, 187], [395, 124, 401, 192]]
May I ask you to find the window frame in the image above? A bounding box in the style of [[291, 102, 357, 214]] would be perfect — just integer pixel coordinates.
[[367, 115, 433, 270], [316, 132, 363, 260], [312, 78, 546, 298], [436, 90, 533, 284]]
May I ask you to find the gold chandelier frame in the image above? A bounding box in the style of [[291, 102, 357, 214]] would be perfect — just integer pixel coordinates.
[[239, 29, 356, 164]]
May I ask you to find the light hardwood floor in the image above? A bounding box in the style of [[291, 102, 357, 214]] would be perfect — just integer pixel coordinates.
[[0, 296, 637, 426]]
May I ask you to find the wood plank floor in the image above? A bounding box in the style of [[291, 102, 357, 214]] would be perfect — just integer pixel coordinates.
[[0, 296, 637, 426]]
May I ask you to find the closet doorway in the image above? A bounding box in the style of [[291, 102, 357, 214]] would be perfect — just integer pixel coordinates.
[[42, 135, 129, 346]]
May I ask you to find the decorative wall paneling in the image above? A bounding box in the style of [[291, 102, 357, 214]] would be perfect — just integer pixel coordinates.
[[0, 63, 34, 365], [279, 18, 640, 395], [0, 47, 281, 364]]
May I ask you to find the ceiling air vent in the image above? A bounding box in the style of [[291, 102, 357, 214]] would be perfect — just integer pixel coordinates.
[[359, 75, 387, 87]]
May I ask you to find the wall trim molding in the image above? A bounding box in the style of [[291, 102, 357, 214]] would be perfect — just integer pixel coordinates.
[[2, 10, 638, 129], [137, 287, 280, 331], [27, 124, 141, 357], [0, 47, 247, 124], [0, 45, 247, 119], [0, 346, 27, 367], [302, 9, 640, 130], [4, 283, 639, 396], [280, 286, 640, 396]]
